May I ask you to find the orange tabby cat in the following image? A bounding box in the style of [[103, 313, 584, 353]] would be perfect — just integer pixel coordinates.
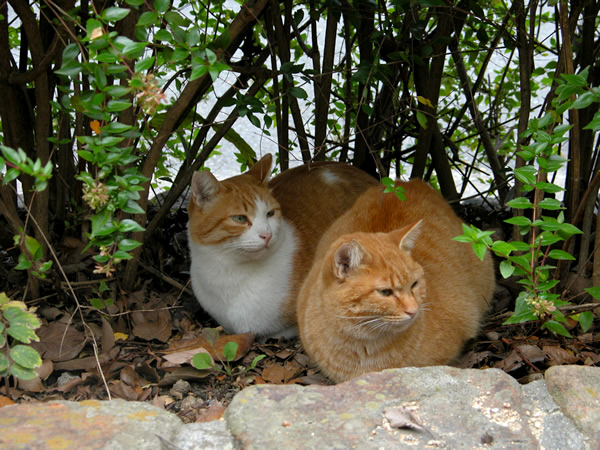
[[297, 179, 495, 382], [188, 154, 377, 339]]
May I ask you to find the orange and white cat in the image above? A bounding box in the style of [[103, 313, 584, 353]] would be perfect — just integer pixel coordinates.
[[187, 154, 377, 339], [297, 179, 495, 382]]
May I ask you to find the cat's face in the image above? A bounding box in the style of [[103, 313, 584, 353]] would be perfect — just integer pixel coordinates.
[[325, 222, 426, 340], [188, 155, 282, 260]]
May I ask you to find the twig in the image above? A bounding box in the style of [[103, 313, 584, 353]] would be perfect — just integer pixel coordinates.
[[16, 200, 112, 400], [139, 263, 193, 296]]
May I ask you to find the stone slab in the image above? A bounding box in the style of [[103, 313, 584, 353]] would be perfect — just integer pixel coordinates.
[[0, 399, 182, 449], [225, 366, 539, 448], [545, 365, 600, 441]]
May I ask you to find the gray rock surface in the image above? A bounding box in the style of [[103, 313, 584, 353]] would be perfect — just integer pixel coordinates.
[[1, 365, 598, 449], [545, 365, 600, 441]]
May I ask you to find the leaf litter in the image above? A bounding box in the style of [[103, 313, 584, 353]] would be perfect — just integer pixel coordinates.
[[1, 206, 599, 423]]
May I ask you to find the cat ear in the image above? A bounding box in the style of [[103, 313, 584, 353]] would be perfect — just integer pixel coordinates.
[[333, 240, 365, 280], [396, 220, 423, 253], [191, 171, 220, 208], [247, 154, 273, 185]]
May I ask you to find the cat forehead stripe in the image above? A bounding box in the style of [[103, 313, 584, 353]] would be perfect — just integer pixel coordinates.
[[319, 169, 342, 185]]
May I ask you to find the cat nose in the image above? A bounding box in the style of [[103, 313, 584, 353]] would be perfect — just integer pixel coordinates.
[[260, 232, 272, 245], [404, 307, 418, 318]]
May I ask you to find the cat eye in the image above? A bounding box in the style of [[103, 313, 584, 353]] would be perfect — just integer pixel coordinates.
[[377, 289, 393, 297], [231, 215, 248, 224], [267, 210, 275, 218], [411, 280, 419, 289]]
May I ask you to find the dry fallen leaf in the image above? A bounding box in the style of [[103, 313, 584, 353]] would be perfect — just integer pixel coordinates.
[[36, 359, 54, 380], [18, 376, 44, 393], [195, 401, 226, 423], [53, 346, 119, 371], [384, 406, 435, 438], [0, 396, 15, 408], [158, 367, 213, 386], [130, 291, 173, 342], [165, 332, 254, 362], [162, 347, 212, 366], [384, 407, 426, 431], [33, 321, 86, 362], [495, 344, 545, 372], [543, 345, 579, 365], [262, 363, 299, 384], [101, 316, 115, 354]]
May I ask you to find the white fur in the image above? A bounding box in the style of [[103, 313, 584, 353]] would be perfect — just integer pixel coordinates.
[[320, 169, 342, 185], [188, 207, 298, 339]]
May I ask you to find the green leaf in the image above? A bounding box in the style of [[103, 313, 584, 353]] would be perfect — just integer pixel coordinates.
[[571, 91, 597, 109], [9, 364, 38, 381], [507, 197, 533, 209], [534, 182, 564, 194], [90, 209, 111, 237], [472, 242, 487, 261], [222, 341, 238, 362], [155, 29, 172, 42], [62, 43, 80, 61], [504, 216, 532, 227], [119, 219, 145, 233], [7, 325, 39, 344], [135, 57, 155, 72], [557, 223, 583, 238], [248, 354, 266, 370], [578, 311, 594, 332], [137, 11, 158, 27], [103, 122, 134, 133], [491, 241, 516, 256], [118, 239, 143, 252], [504, 309, 538, 324], [14, 253, 32, 270], [121, 41, 148, 57], [0, 353, 8, 372], [451, 235, 472, 243], [513, 165, 537, 186], [416, 111, 428, 129], [4, 168, 20, 184], [499, 260, 515, 279], [112, 250, 133, 261], [583, 112, 600, 131], [289, 87, 308, 99], [542, 320, 572, 338], [548, 249, 576, 261], [106, 100, 132, 112], [10, 345, 42, 369], [3, 306, 40, 328], [102, 7, 130, 22], [24, 235, 42, 260], [538, 198, 564, 210], [164, 11, 188, 27], [561, 72, 587, 87], [585, 286, 600, 300], [190, 64, 208, 81], [154, 0, 171, 14], [90, 298, 106, 309], [55, 60, 82, 77], [192, 352, 214, 370]]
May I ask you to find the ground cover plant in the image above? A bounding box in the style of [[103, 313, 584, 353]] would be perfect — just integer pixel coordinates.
[[1, 0, 599, 420]]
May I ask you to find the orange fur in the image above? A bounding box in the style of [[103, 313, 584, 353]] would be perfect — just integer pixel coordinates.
[[269, 160, 380, 324], [187, 154, 378, 337], [297, 179, 495, 382]]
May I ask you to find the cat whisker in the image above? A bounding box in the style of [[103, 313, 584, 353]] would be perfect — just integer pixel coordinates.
[[419, 302, 433, 312]]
